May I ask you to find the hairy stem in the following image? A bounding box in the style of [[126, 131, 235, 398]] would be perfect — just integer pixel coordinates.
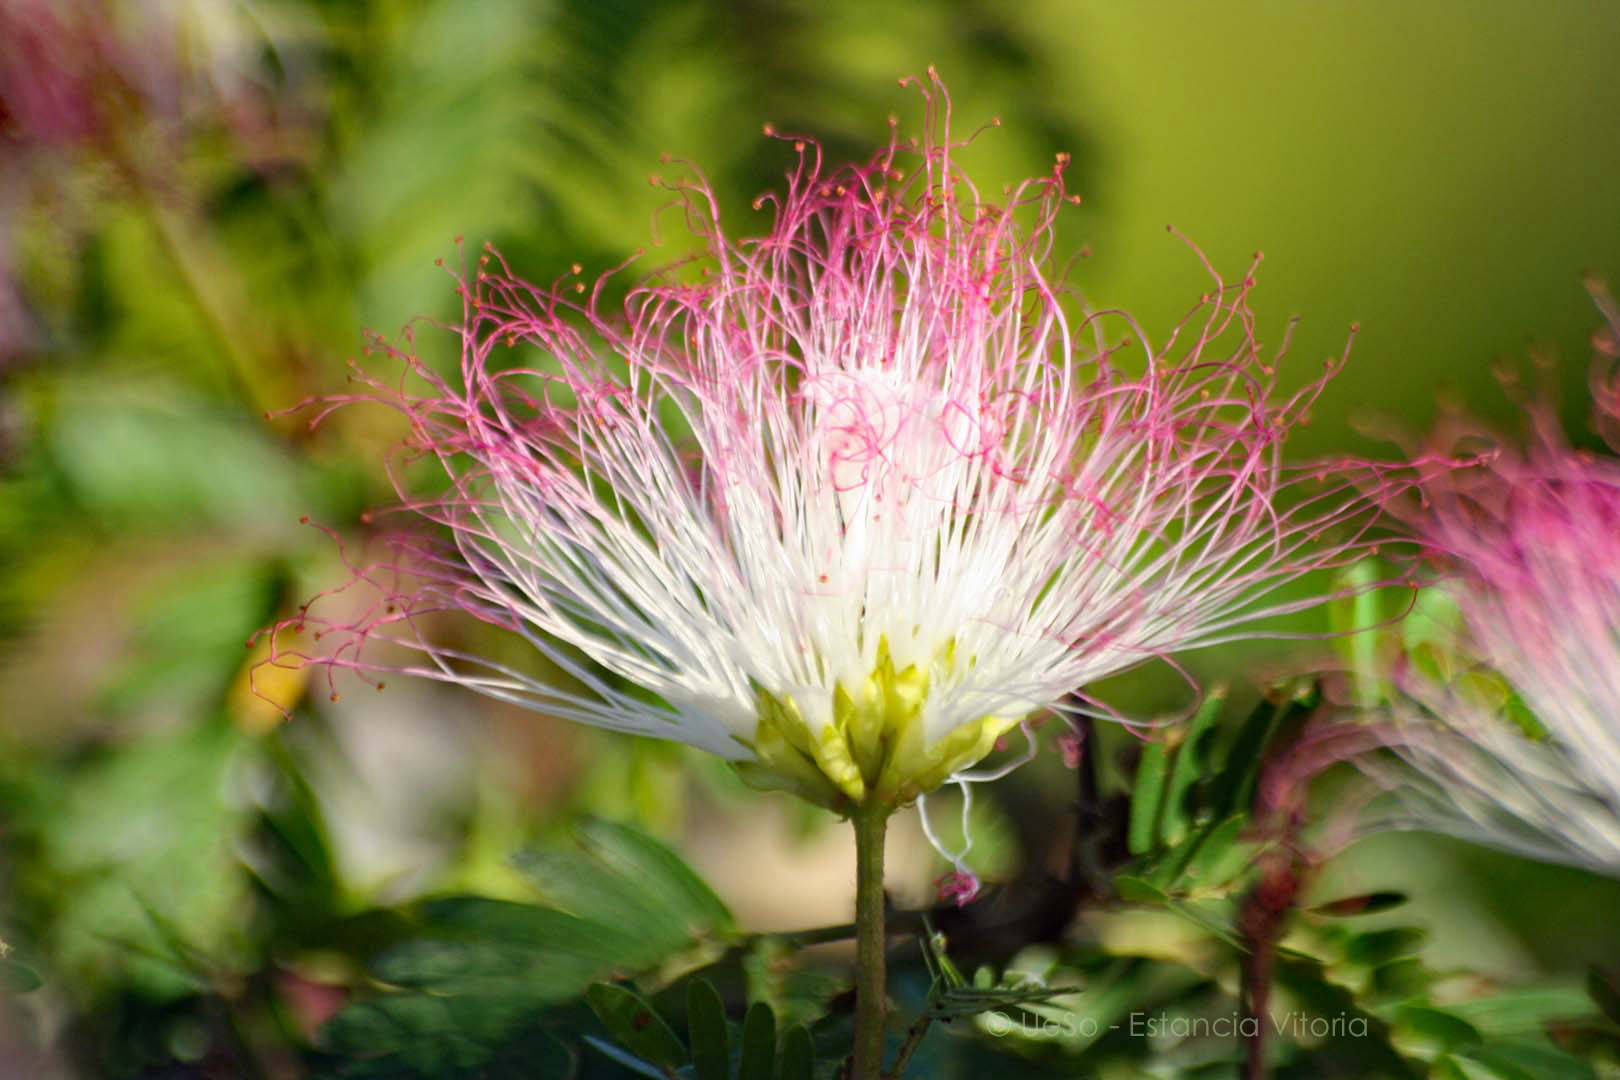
[[852, 807, 891, 1080]]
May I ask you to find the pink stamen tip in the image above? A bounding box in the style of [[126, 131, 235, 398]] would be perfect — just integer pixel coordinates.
[[1058, 733, 1084, 770], [936, 870, 981, 908]]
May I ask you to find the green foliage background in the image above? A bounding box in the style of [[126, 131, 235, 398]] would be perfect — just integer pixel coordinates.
[[2, 1, 1619, 1076]]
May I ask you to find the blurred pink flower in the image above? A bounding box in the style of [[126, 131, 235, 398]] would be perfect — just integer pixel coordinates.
[[260, 74, 1418, 815], [0, 0, 113, 147], [0, 0, 302, 368], [0, 0, 291, 152], [1373, 289, 1620, 873]]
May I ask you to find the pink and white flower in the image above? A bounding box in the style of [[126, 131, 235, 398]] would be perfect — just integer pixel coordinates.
[[260, 75, 1414, 814], [1374, 288, 1620, 873]]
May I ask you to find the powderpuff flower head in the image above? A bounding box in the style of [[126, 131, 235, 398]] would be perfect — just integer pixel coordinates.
[[259, 74, 1413, 817], [1373, 288, 1620, 874]]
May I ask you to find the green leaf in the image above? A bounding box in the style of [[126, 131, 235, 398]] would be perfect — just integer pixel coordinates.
[[1309, 891, 1408, 917], [739, 1001, 776, 1080], [1445, 986, 1597, 1036], [374, 896, 657, 1000], [95, 556, 280, 716], [1390, 1006, 1482, 1062], [1588, 966, 1620, 1026], [42, 380, 307, 528], [372, 939, 605, 1003], [587, 982, 687, 1070], [1370, 956, 1430, 1000], [775, 1023, 814, 1080], [1431, 1058, 1473, 1080], [1343, 926, 1427, 968], [929, 980, 1084, 1025], [575, 818, 734, 937], [1127, 740, 1171, 856], [250, 734, 341, 911], [1181, 815, 1254, 890], [688, 979, 730, 1080], [739, 936, 843, 1030], [1112, 875, 1169, 905], [1159, 688, 1226, 847], [511, 848, 689, 956], [1206, 694, 1286, 819], [0, 956, 42, 994], [321, 992, 530, 1068], [1455, 1040, 1598, 1080], [19, 723, 249, 998]]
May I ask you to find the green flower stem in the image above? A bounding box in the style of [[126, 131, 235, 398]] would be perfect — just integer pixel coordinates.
[[852, 806, 891, 1080]]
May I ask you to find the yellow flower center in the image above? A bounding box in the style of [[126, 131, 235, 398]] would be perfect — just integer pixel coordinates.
[[734, 639, 1022, 811]]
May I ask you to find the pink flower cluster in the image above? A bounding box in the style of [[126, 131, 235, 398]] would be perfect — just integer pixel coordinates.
[[1373, 286, 1620, 873]]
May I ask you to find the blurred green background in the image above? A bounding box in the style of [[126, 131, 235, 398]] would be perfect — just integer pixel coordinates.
[[2, 1, 1619, 1076]]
